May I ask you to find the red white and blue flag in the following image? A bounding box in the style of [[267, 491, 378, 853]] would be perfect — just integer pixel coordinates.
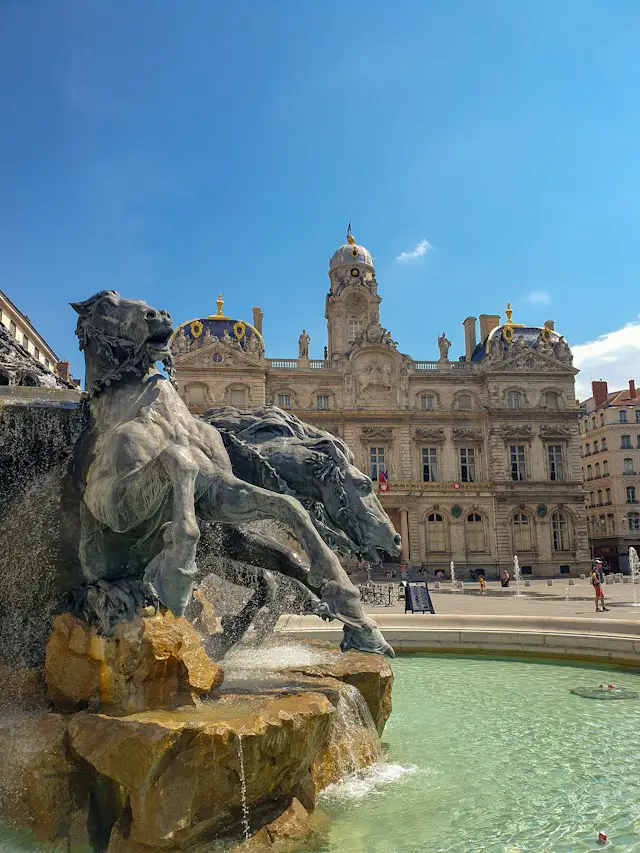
[[378, 470, 390, 492]]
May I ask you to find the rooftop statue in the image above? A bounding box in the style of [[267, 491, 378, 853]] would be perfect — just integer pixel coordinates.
[[61, 290, 394, 657]]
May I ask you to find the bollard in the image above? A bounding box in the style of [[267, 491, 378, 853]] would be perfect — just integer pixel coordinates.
[[580, 573, 586, 580], [547, 579, 553, 586], [568, 578, 575, 585], [433, 581, 440, 590], [525, 579, 531, 587]]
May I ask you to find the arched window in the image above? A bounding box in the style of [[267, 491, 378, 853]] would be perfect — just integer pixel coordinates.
[[606, 488, 611, 504], [587, 465, 592, 480], [465, 513, 485, 552], [600, 413, 605, 426], [457, 393, 473, 411], [544, 391, 560, 410], [591, 416, 596, 429], [595, 463, 600, 478], [597, 489, 602, 506], [507, 390, 522, 410], [551, 512, 571, 551], [602, 438, 607, 451], [512, 512, 532, 552], [594, 440, 599, 453], [420, 394, 435, 411], [628, 512, 640, 533], [426, 513, 447, 552], [607, 514, 615, 533], [603, 460, 609, 476], [624, 458, 635, 474]]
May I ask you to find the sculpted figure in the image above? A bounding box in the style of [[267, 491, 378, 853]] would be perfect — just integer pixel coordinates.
[[298, 329, 310, 359], [437, 332, 451, 360], [62, 290, 393, 657]]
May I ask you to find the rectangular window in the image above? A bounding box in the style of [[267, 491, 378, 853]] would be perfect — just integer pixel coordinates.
[[636, 410, 640, 423], [229, 389, 246, 407], [620, 410, 628, 423], [34, 347, 40, 360], [348, 320, 362, 341], [627, 486, 637, 504], [510, 445, 527, 481], [44, 359, 50, 369], [22, 334, 28, 348], [624, 458, 634, 474], [507, 391, 522, 410], [606, 488, 611, 504], [420, 394, 434, 411], [10, 321, 16, 336], [603, 460, 609, 476], [316, 394, 329, 410], [369, 447, 386, 481], [277, 394, 291, 408], [421, 447, 438, 482], [602, 438, 607, 451], [586, 443, 590, 455], [459, 447, 476, 483], [547, 445, 565, 481], [621, 435, 632, 449]]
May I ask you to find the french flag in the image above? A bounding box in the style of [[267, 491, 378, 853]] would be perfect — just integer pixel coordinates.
[[379, 470, 390, 492]]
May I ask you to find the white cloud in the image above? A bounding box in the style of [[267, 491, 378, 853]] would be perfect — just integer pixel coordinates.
[[526, 290, 551, 306], [572, 320, 640, 400], [396, 239, 431, 262]]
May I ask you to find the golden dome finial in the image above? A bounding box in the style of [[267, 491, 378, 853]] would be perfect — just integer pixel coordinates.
[[505, 303, 514, 326], [346, 221, 356, 245], [216, 293, 224, 317]]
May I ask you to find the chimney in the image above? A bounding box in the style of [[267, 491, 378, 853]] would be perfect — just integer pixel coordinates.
[[592, 380, 609, 407], [630, 379, 636, 399], [479, 314, 501, 342], [463, 317, 477, 361], [252, 306, 263, 334], [56, 361, 70, 382]]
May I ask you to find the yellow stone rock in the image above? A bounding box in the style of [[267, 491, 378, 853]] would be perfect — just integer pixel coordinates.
[[45, 611, 224, 713], [68, 692, 336, 849], [230, 798, 315, 852], [0, 713, 83, 844]]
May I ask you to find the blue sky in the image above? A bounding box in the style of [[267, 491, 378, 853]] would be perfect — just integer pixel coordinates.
[[1, 0, 639, 395]]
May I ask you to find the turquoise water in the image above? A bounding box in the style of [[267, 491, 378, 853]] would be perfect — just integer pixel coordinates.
[[3, 655, 640, 852], [312, 655, 640, 853]]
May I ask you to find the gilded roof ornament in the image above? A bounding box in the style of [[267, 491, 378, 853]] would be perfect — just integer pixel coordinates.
[[210, 293, 230, 320], [346, 221, 356, 245]]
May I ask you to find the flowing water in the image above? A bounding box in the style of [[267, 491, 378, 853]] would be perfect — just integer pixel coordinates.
[[630, 547, 640, 607], [3, 655, 640, 852], [513, 554, 523, 597], [236, 734, 251, 841], [450, 560, 457, 592]]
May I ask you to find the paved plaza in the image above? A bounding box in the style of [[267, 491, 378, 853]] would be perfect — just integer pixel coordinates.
[[360, 576, 640, 621]]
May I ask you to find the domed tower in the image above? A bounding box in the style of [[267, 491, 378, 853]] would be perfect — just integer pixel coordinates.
[[325, 225, 381, 359]]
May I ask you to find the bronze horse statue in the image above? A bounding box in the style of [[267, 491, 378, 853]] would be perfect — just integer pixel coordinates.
[[61, 291, 394, 657]]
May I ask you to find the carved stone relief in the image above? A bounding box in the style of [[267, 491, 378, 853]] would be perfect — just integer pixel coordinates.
[[493, 424, 534, 440], [539, 424, 571, 439], [452, 427, 483, 442], [355, 357, 394, 404], [361, 426, 393, 440], [414, 427, 445, 443]]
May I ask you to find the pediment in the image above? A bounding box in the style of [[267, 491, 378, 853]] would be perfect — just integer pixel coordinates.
[[484, 349, 577, 375], [174, 341, 263, 369]]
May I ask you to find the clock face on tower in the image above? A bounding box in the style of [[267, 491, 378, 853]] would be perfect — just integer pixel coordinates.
[[350, 268, 360, 277]]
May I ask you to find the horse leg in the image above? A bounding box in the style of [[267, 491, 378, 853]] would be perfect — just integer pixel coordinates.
[[198, 477, 394, 657]]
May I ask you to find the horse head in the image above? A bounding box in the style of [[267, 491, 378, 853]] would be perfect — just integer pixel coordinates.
[[71, 290, 174, 395], [305, 436, 402, 564]]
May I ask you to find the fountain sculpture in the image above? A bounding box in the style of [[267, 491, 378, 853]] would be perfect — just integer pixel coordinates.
[[0, 291, 398, 852]]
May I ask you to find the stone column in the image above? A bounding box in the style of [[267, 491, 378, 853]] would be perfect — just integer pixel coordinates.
[[400, 509, 410, 561]]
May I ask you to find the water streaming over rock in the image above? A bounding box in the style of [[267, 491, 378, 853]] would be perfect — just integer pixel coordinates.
[[334, 684, 382, 775], [237, 734, 251, 840]]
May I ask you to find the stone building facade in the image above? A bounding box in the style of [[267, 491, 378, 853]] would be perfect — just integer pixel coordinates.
[[580, 379, 640, 572], [172, 230, 589, 578]]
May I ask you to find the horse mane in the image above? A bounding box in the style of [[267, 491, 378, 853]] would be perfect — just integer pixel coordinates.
[[70, 291, 174, 396]]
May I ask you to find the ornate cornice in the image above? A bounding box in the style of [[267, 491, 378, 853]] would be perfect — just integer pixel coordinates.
[[452, 427, 483, 442], [361, 426, 393, 439], [414, 427, 446, 443]]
